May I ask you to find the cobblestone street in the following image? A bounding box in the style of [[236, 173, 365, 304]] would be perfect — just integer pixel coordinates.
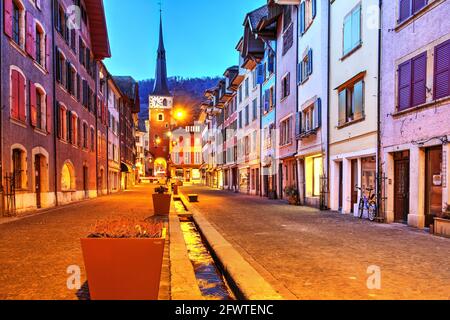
[[182, 186, 450, 300], [0, 185, 161, 300]]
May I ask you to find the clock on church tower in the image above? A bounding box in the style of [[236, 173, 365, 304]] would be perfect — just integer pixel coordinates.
[[147, 12, 173, 177]]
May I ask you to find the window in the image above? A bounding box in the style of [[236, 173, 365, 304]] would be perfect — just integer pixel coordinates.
[[434, 40, 450, 100], [398, 52, 427, 111], [56, 4, 66, 36], [238, 85, 243, 103], [10, 69, 26, 122], [12, 1, 21, 45], [252, 99, 258, 121], [280, 117, 292, 146], [57, 105, 66, 140], [90, 127, 95, 152], [12, 148, 25, 189], [298, 49, 313, 84], [343, 5, 361, 56], [399, 0, 428, 23], [35, 26, 44, 66], [299, 0, 317, 35], [35, 89, 42, 130], [244, 136, 250, 156], [83, 122, 88, 149], [238, 111, 243, 129], [245, 78, 249, 98], [268, 51, 275, 75], [338, 79, 364, 126], [56, 50, 66, 85], [245, 105, 249, 126], [252, 69, 257, 88], [298, 99, 321, 135], [281, 73, 291, 99]]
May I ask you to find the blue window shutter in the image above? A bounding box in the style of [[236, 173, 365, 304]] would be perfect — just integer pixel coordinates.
[[309, 49, 313, 75], [299, 63, 303, 84], [295, 112, 301, 136], [257, 64, 264, 84], [314, 98, 322, 128], [312, 0, 317, 19], [300, 2, 305, 35]]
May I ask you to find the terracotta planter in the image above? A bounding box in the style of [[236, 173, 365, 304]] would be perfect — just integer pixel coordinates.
[[287, 196, 298, 205], [434, 217, 450, 238], [80, 229, 166, 300], [152, 193, 172, 215]]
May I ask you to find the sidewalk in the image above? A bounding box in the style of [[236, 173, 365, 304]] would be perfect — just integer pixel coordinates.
[[0, 184, 170, 300], [182, 186, 450, 300]]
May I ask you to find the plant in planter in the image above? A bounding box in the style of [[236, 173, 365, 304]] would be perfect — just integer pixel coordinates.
[[434, 203, 450, 238], [284, 186, 299, 205], [80, 218, 166, 300], [152, 185, 171, 215]]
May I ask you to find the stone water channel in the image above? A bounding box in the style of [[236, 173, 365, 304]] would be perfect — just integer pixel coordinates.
[[173, 199, 235, 300]]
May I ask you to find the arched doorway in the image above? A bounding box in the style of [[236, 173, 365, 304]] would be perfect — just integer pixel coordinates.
[[154, 158, 167, 177]]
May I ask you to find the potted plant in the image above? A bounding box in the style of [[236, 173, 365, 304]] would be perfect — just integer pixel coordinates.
[[285, 186, 299, 205], [80, 218, 166, 300], [152, 185, 171, 215], [434, 204, 450, 238]]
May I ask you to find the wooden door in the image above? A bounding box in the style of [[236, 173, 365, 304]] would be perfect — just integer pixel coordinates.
[[394, 151, 410, 223]]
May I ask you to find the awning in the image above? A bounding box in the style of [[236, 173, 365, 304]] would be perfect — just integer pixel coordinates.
[[121, 163, 131, 173]]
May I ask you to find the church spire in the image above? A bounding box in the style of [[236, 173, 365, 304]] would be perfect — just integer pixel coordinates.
[[151, 10, 171, 96]]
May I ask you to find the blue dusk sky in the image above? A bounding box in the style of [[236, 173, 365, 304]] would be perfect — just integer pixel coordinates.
[[103, 0, 266, 81]]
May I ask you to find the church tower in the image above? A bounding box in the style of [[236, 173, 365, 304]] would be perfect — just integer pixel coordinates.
[[148, 11, 173, 177]]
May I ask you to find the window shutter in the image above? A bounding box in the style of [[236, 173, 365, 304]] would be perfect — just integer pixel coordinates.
[[413, 0, 426, 14], [295, 112, 301, 136], [398, 60, 412, 111], [79, 36, 83, 63], [46, 35, 51, 71], [308, 49, 313, 76], [399, 0, 411, 22], [314, 98, 322, 129], [66, 61, 71, 91], [351, 6, 361, 49], [338, 89, 347, 126], [18, 72, 26, 122], [434, 40, 450, 99], [26, 12, 36, 59], [412, 52, 427, 107], [30, 82, 37, 127], [4, 0, 13, 38], [46, 94, 52, 134], [300, 1, 305, 35], [57, 105, 62, 139], [312, 0, 317, 19], [353, 80, 364, 119], [286, 73, 290, 97], [343, 14, 352, 55], [11, 70, 19, 119], [55, 48, 61, 82], [257, 64, 264, 84], [78, 118, 81, 146], [67, 110, 72, 143], [77, 74, 81, 101]]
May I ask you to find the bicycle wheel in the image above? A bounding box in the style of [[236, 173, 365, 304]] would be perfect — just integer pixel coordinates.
[[358, 200, 364, 219], [368, 204, 377, 221]]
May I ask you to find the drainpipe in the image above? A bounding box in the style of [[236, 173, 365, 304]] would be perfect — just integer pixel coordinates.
[[0, 0, 4, 212], [51, 0, 59, 206], [326, 0, 331, 210], [376, 0, 383, 219], [106, 75, 110, 195], [95, 64, 99, 197], [295, 5, 300, 203]]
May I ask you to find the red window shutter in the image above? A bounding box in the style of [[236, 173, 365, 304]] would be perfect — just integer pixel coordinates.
[[18, 72, 26, 122], [412, 52, 427, 107], [399, 0, 411, 22], [434, 40, 450, 100], [398, 60, 412, 111], [26, 11, 36, 60], [11, 70, 19, 119], [46, 35, 51, 71], [30, 82, 37, 127], [4, 0, 13, 38], [46, 94, 52, 134]]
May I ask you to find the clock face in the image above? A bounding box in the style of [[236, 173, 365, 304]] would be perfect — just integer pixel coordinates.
[[149, 96, 172, 109]]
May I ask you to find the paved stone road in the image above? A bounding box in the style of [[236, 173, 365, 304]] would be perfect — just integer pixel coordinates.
[[0, 184, 169, 300], [182, 186, 450, 300]]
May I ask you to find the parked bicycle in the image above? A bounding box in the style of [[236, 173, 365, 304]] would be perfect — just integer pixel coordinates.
[[356, 186, 377, 221]]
